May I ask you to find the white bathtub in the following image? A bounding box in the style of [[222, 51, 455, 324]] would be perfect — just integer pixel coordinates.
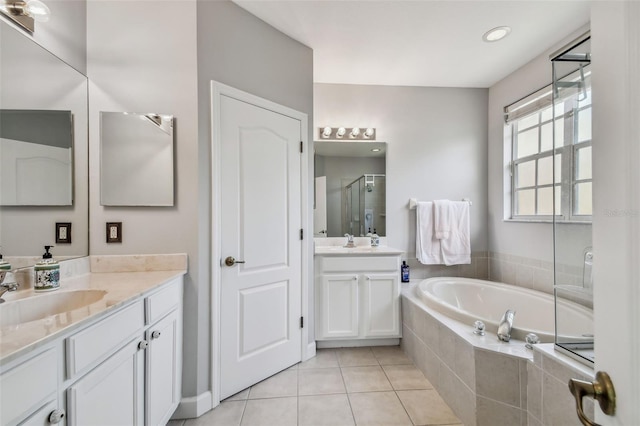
[[416, 277, 593, 342]]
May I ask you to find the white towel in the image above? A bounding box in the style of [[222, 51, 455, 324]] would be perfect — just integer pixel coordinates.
[[416, 201, 442, 265], [433, 199, 453, 239], [440, 201, 471, 265]]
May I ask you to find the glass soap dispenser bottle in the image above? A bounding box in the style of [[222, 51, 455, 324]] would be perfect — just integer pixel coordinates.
[[34, 245, 60, 292]]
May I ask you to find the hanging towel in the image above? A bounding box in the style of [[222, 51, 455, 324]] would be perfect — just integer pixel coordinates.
[[440, 201, 471, 265], [416, 201, 443, 265], [433, 199, 453, 239]]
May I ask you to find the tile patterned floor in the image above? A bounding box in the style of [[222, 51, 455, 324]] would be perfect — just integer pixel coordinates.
[[169, 346, 462, 426]]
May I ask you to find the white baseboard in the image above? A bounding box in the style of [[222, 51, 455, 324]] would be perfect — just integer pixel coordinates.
[[316, 338, 400, 349], [171, 391, 213, 420], [304, 341, 317, 361]]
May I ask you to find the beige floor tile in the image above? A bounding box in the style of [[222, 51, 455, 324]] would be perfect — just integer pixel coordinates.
[[241, 397, 297, 426], [184, 401, 246, 426], [382, 364, 433, 390], [248, 369, 298, 399], [371, 346, 412, 365], [348, 391, 413, 426], [336, 347, 379, 367], [299, 368, 346, 396], [298, 394, 355, 426], [225, 387, 250, 401], [396, 389, 460, 426], [341, 366, 392, 393], [299, 349, 339, 369]]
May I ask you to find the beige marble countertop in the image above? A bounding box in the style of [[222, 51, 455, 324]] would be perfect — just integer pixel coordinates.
[[0, 269, 185, 366]]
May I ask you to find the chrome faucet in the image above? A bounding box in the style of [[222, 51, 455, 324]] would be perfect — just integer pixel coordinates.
[[343, 233, 356, 248], [497, 309, 516, 342], [0, 271, 19, 303]]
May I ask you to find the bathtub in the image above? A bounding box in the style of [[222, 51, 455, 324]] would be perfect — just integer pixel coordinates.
[[416, 277, 593, 342]]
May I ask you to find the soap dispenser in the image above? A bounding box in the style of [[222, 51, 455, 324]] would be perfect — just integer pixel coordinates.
[[34, 245, 60, 292], [371, 229, 380, 247]]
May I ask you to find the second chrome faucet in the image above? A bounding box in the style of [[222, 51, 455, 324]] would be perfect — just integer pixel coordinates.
[[497, 309, 516, 342]]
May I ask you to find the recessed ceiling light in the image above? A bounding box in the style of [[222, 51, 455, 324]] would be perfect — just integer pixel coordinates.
[[483, 26, 511, 43], [371, 148, 381, 152]]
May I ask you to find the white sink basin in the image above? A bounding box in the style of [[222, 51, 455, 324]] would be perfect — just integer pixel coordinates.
[[0, 290, 107, 327]]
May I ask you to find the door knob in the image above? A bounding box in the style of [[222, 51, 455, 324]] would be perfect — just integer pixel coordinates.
[[224, 256, 246, 267], [568, 371, 616, 426]]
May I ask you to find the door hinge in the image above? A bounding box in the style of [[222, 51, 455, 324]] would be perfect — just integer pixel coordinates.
[[300, 228, 304, 240], [300, 316, 304, 328], [300, 141, 303, 153]]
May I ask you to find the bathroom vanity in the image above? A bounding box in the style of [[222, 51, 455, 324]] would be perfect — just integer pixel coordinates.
[[314, 242, 403, 346], [0, 270, 184, 426]]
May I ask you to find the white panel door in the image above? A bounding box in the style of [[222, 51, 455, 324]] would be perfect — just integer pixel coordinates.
[[219, 94, 302, 399], [362, 273, 401, 338], [318, 274, 359, 339], [314, 176, 327, 237]]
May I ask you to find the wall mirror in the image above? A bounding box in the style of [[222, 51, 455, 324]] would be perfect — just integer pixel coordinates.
[[314, 141, 386, 237], [100, 112, 174, 207], [0, 21, 88, 265], [0, 109, 74, 206]]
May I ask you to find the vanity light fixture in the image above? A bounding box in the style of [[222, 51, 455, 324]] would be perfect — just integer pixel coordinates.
[[482, 26, 511, 43], [318, 127, 376, 141], [0, 0, 50, 33]]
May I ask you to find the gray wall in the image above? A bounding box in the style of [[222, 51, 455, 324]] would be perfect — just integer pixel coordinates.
[[196, 0, 314, 397], [487, 25, 590, 263], [315, 84, 489, 255]]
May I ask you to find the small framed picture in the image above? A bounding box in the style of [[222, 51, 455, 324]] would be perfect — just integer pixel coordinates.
[[56, 222, 72, 244], [106, 222, 122, 243]]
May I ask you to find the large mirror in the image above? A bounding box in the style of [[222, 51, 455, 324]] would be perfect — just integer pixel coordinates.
[[314, 141, 386, 237], [100, 112, 174, 207], [0, 22, 88, 266]]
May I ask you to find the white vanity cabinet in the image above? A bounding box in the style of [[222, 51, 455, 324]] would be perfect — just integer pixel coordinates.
[[315, 254, 401, 342], [0, 275, 183, 426]]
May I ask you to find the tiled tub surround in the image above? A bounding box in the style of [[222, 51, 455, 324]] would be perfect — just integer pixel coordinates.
[[403, 252, 489, 282], [401, 282, 595, 426], [0, 253, 187, 363]]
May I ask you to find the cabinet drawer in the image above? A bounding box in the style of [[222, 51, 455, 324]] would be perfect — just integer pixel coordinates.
[[146, 279, 182, 324], [0, 348, 57, 425], [319, 256, 399, 272], [66, 300, 144, 378]]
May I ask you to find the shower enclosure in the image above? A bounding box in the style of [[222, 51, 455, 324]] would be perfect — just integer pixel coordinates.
[[551, 33, 594, 366], [343, 174, 386, 236]]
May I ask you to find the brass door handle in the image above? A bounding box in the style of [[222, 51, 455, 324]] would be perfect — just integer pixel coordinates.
[[568, 371, 616, 426], [224, 256, 246, 267]]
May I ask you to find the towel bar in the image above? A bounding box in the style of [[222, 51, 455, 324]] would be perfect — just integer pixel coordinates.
[[409, 198, 472, 209]]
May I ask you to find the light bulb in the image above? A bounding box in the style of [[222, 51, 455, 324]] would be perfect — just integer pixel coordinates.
[[350, 127, 360, 138], [25, 0, 50, 22], [321, 127, 332, 138], [364, 128, 375, 138], [336, 127, 346, 138]]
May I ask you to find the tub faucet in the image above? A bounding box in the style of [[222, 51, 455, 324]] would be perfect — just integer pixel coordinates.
[[497, 309, 516, 342], [344, 233, 356, 248], [0, 271, 19, 303]]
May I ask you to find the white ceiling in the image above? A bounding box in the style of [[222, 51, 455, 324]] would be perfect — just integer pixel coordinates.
[[233, 0, 591, 88]]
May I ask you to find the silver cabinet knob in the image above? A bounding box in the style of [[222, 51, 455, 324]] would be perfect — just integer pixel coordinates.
[[138, 340, 149, 350], [151, 330, 161, 339], [49, 409, 65, 424]]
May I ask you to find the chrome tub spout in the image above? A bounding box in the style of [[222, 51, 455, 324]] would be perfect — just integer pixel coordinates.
[[497, 309, 516, 342]]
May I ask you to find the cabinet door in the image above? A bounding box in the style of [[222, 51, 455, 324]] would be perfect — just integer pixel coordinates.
[[145, 311, 181, 426], [67, 338, 144, 426], [362, 273, 401, 338], [317, 274, 359, 339]]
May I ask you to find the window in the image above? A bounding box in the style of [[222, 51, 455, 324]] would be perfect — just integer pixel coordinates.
[[505, 73, 592, 221]]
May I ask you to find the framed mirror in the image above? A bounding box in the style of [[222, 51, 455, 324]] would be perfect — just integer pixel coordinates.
[[314, 141, 386, 237], [0, 22, 88, 265], [100, 112, 174, 207]]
